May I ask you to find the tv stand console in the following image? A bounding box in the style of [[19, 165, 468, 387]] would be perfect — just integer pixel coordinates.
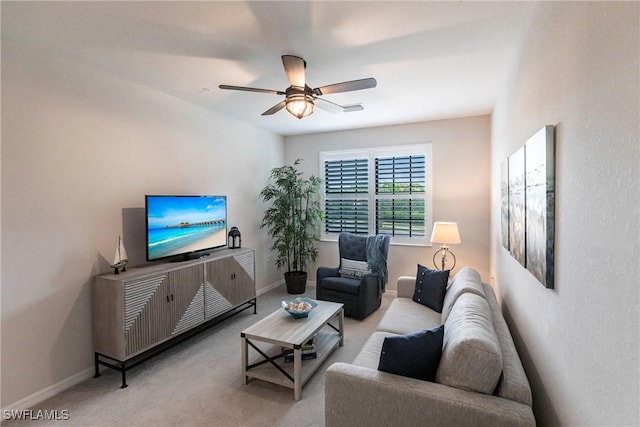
[[93, 247, 256, 388]]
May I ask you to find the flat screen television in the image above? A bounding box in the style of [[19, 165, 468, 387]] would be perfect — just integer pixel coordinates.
[[145, 195, 227, 262]]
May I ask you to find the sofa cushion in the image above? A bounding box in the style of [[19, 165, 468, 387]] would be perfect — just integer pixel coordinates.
[[318, 276, 361, 295], [352, 331, 398, 369], [339, 258, 371, 279], [412, 264, 449, 312], [436, 292, 502, 395], [441, 266, 486, 323], [376, 297, 442, 335], [378, 325, 444, 382]]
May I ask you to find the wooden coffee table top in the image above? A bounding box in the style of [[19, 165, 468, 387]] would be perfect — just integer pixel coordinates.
[[241, 300, 343, 347]]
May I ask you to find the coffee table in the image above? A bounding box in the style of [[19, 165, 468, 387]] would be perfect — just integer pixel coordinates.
[[240, 299, 344, 400]]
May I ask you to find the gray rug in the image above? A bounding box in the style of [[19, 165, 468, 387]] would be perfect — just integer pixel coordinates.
[[7, 285, 392, 426]]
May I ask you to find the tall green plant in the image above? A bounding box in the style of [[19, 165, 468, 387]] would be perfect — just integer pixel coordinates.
[[260, 159, 323, 273]]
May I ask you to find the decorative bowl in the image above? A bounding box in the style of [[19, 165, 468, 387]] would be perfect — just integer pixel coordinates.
[[281, 297, 318, 319]]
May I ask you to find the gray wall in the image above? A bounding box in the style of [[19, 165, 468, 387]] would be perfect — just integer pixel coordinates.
[[285, 115, 491, 287], [1, 9, 283, 407], [490, 2, 639, 425]]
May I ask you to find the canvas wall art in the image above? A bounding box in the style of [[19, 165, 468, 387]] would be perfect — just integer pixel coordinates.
[[503, 125, 555, 289], [508, 146, 525, 267], [501, 160, 509, 250], [525, 125, 555, 288]]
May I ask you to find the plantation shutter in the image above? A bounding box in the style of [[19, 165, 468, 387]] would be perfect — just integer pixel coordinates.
[[324, 158, 369, 234], [375, 155, 426, 237]]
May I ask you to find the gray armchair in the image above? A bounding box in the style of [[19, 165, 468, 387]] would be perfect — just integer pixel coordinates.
[[316, 232, 391, 320]]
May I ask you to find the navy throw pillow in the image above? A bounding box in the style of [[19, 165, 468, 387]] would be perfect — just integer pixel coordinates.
[[377, 325, 445, 382], [412, 264, 449, 313]]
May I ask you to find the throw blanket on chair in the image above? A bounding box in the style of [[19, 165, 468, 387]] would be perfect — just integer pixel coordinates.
[[366, 235, 388, 293]]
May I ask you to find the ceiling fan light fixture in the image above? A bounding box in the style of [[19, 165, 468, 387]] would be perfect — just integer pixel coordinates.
[[285, 93, 314, 119], [220, 54, 376, 119]]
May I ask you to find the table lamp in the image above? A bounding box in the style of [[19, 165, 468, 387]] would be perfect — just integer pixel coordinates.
[[430, 222, 461, 270]]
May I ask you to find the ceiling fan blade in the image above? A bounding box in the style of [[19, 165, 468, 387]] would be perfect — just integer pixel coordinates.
[[313, 78, 377, 96], [262, 100, 286, 116], [316, 98, 365, 114], [343, 104, 364, 112], [282, 55, 306, 88], [315, 98, 344, 114], [219, 85, 284, 95]]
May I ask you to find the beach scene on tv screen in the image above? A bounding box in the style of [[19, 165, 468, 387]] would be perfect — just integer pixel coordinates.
[[147, 196, 227, 260]]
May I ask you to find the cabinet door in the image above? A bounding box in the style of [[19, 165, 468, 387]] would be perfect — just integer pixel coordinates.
[[204, 251, 255, 320], [167, 264, 205, 336], [205, 257, 236, 319], [123, 264, 205, 357], [124, 274, 173, 357], [231, 251, 256, 304]]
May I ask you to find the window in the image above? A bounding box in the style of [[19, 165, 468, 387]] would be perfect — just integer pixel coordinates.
[[320, 145, 432, 245]]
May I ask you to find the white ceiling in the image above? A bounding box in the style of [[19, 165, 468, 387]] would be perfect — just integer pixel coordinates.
[[4, 1, 536, 136]]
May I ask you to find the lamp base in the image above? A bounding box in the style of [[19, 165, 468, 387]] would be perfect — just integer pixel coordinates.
[[432, 248, 456, 271]]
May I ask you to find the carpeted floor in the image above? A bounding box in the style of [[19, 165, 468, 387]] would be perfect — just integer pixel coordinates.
[[6, 285, 392, 427]]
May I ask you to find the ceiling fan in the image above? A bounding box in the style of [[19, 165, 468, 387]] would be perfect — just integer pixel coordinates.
[[219, 55, 377, 119]]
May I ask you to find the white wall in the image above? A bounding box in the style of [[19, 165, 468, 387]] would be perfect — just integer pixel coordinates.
[[490, 2, 639, 425], [1, 20, 283, 407], [285, 115, 491, 288]]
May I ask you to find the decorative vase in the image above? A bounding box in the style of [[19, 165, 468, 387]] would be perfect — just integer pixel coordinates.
[[284, 271, 307, 294]]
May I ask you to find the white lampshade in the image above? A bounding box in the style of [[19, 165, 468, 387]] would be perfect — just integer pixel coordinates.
[[430, 222, 461, 245]]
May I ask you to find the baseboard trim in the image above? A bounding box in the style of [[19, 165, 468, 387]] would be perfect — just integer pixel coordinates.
[[256, 279, 284, 296], [2, 367, 94, 413], [256, 278, 318, 296]]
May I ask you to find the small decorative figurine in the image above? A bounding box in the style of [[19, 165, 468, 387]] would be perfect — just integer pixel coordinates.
[[110, 235, 129, 274]]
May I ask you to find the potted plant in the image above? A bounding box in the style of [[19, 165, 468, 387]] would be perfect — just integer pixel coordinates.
[[260, 159, 323, 294]]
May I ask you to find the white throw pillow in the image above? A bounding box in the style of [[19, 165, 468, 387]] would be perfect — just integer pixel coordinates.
[[339, 258, 371, 279]]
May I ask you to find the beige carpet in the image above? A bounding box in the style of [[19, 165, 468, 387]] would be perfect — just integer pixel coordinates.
[[6, 285, 392, 427]]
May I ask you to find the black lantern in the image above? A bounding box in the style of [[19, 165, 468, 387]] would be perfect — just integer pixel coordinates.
[[228, 227, 241, 249]]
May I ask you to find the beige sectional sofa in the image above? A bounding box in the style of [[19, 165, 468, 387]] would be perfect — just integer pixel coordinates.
[[325, 267, 536, 427]]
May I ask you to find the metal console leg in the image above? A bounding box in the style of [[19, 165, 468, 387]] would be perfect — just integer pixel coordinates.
[[120, 363, 128, 388], [93, 353, 101, 378]]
